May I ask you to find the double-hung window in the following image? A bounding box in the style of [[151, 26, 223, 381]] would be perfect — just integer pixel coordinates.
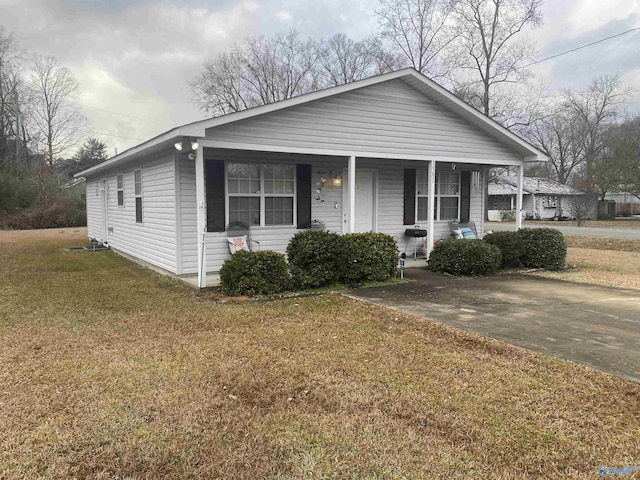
[[134, 169, 143, 223], [227, 162, 295, 226], [416, 169, 430, 221], [416, 170, 460, 221], [116, 174, 124, 207], [436, 171, 460, 220]]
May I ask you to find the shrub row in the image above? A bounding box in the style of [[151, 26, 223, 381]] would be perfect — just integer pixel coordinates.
[[427, 239, 502, 276], [428, 227, 567, 276], [220, 230, 399, 295]]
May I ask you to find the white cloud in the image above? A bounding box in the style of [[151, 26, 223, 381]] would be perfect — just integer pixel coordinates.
[[276, 9, 293, 22], [564, 0, 640, 38]]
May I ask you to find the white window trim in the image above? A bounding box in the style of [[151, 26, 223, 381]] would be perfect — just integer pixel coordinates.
[[416, 170, 461, 222], [225, 162, 297, 227], [134, 168, 143, 224], [435, 171, 461, 221], [116, 173, 124, 207], [416, 169, 430, 222]]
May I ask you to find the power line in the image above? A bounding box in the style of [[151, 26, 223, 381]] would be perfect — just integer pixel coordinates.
[[83, 105, 148, 121], [518, 26, 640, 70], [88, 131, 145, 141]]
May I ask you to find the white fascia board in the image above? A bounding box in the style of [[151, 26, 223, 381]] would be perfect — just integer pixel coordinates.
[[197, 139, 525, 166]]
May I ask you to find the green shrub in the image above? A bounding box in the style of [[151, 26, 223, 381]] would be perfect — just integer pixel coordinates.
[[427, 239, 502, 276], [286, 230, 345, 288], [340, 232, 398, 286], [499, 210, 517, 222], [484, 231, 524, 267], [219, 250, 291, 296], [518, 228, 566, 270]]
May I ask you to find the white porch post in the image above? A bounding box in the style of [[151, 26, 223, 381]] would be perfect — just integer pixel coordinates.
[[195, 145, 207, 288], [348, 155, 356, 233], [515, 164, 524, 230], [426, 160, 436, 257]]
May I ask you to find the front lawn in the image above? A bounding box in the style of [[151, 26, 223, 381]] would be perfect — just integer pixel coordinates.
[[532, 236, 640, 291], [1, 228, 638, 479]]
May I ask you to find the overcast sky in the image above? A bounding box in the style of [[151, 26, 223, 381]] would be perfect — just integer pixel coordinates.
[[1, 0, 639, 155]]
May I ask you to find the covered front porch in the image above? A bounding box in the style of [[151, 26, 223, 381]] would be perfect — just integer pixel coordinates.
[[185, 146, 526, 288]]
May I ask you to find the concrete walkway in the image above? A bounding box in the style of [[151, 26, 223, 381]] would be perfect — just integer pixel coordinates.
[[350, 269, 640, 383], [487, 221, 640, 239]]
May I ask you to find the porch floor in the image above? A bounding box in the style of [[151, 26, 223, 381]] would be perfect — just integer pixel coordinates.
[[178, 257, 428, 289]]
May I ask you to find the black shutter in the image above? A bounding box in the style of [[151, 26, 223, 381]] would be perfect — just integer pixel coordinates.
[[403, 169, 416, 225], [460, 171, 471, 222], [296, 164, 312, 229], [206, 159, 225, 232]]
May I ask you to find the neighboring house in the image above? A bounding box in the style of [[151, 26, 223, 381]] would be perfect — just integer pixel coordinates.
[[488, 175, 593, 220], [605, 193, 640, 217], [76, 68, 546, 287]]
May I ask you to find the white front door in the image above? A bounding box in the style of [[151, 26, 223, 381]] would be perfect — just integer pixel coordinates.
[[344, 169, 376, 233]]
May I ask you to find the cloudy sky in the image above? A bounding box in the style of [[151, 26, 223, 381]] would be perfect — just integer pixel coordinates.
[[1, 0, 639, 155]]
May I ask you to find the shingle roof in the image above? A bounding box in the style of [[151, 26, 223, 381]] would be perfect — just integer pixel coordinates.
[[489, 175, 585, 196]]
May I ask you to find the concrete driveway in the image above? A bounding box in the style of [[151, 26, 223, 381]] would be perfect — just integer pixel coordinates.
[[487, 221, 640, 239], [350, 269, 640, 383]]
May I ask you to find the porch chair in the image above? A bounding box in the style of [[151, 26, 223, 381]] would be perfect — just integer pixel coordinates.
[[226, 221, 261, 254], [449, 219, 482, 240]]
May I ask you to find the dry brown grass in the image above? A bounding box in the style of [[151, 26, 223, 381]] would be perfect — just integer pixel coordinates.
[[1, 228, 639, 479], [533, 239, 640, 291], [525, 219, 640, 229], [564, 235, 640, 253]]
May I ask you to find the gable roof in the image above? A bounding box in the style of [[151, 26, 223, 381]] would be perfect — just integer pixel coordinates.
[[489, 175, 585, 196], [76, 68, 547, 178]]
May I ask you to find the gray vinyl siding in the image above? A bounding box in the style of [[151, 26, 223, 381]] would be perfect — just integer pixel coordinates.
[[178, 150, 486, 274], [207, 78, 519, 162], [86, 153, 177, 273], [86, 178, 104, 242]]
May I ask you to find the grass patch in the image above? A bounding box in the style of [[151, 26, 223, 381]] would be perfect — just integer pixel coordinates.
[[1, 228, 639, 478], [564, 235, 640, 253], [524, 219, 640, 230]]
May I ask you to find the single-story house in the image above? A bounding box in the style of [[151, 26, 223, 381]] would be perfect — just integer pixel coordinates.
[[76, 68, 546, 287], [488, 175, 593, 220]]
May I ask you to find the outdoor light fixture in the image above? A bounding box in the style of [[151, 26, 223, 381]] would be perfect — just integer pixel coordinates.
[[330, 170, 342, 186], [173, 138, 200, 151]]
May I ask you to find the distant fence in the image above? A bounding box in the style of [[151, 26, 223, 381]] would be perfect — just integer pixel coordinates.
[[616, 202, 640, 217]]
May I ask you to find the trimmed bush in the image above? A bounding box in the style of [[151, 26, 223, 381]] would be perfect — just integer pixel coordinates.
[[340, 232, 398, 286], [483, 231, 524, 268], [427, 239, 502, 276], [286, 230, 345, 288], [219, 250, 291, 296], [518, 228, 566, 270]]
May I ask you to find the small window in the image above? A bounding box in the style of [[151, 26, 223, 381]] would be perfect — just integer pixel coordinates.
[[116, 174, 124, 207], [134, 169, 142, 223]]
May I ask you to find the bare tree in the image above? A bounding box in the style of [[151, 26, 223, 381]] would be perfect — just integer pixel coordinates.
[[317, 34, 384, 86], [592, 115, 640, 201], [28, 54, 87, 165], [375, 0, 458, 80], [530, 107, 585, 186], [452, 0, 543, 119], [191, 29, 320, 117], [0, 26, 23, 164], [561, 74, 629, 184]]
